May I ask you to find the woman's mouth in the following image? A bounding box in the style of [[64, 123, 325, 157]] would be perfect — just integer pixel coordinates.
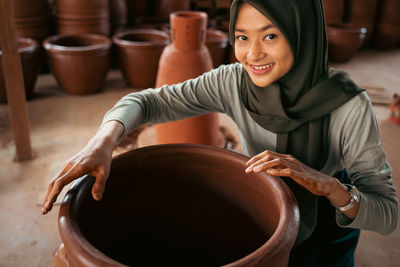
[[248, 63, 274, 75]]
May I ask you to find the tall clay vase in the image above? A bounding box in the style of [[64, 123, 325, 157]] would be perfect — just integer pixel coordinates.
[[54, 144, 300, 266], [0, 38, 40, 103], [155, 11, 219, 146], [113, 29, 169, 88], [43, 34, 111, 95]]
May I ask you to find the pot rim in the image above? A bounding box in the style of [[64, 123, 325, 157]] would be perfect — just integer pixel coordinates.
[[0, 37, 38, 56], [58, 144, 300, 266], [43, 34, 112, 52], [112, 29, 170, 47], [170, 10, 208, 21]]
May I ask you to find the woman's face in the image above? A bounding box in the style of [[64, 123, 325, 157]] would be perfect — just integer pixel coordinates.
[[234, 3, 294, 87]]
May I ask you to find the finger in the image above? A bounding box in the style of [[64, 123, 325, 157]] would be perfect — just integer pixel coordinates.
[[247, 158, 284, 173], [91, 169, 108, 201], [266, 167, 289, 177], [245, 155, 274, 173], [246, 150, 271, 166]]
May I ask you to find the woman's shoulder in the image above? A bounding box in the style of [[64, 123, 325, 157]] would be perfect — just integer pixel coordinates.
[[331, 91, 371, 119]]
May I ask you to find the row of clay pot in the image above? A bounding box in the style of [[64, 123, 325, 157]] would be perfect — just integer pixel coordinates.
[[322, 0, 400, 62]]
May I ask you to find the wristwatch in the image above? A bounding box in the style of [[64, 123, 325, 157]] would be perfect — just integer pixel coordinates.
[[332, 184, 361, 212]]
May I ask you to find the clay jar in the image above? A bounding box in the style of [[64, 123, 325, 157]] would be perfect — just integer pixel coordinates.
[[55, 144, 300, 266], [113, 29, 169, 88], [155, 11, 219, 146], [0, 38, 40, 103], [327, 24, 367, 62], [43, 34, 111, 95], [55, 0, 110, 36], [321, 0, 345, 24], [206, 28, 229, 68]]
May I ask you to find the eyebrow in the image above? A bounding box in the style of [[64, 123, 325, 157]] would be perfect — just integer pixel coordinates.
[[235, 24, 276, 32]]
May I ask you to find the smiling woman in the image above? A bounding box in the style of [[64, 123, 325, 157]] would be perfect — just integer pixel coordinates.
[[42, 0, 398, 266]]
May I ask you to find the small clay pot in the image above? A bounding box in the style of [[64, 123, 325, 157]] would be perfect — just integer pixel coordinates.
[[0, 38, 40, 103], [206, 28, 229, 68], [371, 23, 400, 49], [113, 29, 169, 88], [55, 144, 299, 266], [321, 0, 345, 24], [327, 23, 367, 62], [43, 34, 111, 95]]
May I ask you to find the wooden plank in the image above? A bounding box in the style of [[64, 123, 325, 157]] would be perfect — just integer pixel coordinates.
[[0, 0, 33, 160]]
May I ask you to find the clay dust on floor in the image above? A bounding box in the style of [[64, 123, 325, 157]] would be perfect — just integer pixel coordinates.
[[0, 49, 400, 266]]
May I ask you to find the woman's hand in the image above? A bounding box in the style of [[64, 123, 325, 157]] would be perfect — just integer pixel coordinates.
[[245, 150, 336, 196], [41, 121, 124, 214]]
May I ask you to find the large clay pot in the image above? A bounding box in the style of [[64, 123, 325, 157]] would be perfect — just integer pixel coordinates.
[[55, 0, 110, 36], [113, 29, 169, 88], [206, 28, 229, 68], [0, 38, 40, 103], [55, 144, 300, 266], [321, 0, 345, 24], [155, 11, 219, 146], [327, 23, 367, 62], [43, 34, 111, 95]]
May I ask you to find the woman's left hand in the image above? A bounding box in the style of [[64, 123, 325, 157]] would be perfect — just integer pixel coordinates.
[[245, 150, 335, 196]]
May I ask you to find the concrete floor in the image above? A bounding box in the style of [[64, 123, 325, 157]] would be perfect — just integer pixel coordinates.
[[0, 49, 399, 266]]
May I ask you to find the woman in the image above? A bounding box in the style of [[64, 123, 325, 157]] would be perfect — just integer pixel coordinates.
[[42, 0, 398, 265]]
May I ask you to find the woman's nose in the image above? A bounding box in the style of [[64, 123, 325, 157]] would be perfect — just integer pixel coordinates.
[[248, 40, 266, 61]]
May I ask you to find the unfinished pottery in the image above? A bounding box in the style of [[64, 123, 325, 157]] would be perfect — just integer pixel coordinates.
[[155, 11, 220, 146], [113, 29, 169, 88], [55, 144, 299, 266], [43, 34, 111, 95], [0, 38, 40, 103]]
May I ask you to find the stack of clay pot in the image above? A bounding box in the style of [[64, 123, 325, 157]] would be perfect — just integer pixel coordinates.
[[54, 144, 299, 266], [322, 0, 367, 62], [55, 0, 110, 36], [154, 11, 219, 146], [371, 0, 400, 49], [0, 38, 40, 103], [13, 0, 53, 44]]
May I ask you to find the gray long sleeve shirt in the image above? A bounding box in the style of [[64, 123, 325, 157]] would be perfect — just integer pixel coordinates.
[[103, 63, 398, 235]]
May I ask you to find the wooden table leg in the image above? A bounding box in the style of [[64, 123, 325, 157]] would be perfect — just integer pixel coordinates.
[[0, 0, 33, 160]]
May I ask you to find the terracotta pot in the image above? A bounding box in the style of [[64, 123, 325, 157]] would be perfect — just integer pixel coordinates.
[[153, 0, 191, 21], [109, 0, 128, 32], [327, 23, 367, 62], [113, 29, 169, 88], [371, 23, 400, 49], [55, 144, 300, 266], [57, 18, 111, 36], [206, 28, 229, 68], [55, 0, 109, 17], [43, 34, 111, 95], [0, 38, 40, 103], [321, 0, 345, 24], [155, 11, 219, 146]]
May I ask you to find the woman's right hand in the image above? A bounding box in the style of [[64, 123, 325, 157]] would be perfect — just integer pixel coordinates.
[[41, 120, 124, 215]]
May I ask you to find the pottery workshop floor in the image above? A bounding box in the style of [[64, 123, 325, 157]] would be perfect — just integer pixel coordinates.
[[1, 49, 400, 267]]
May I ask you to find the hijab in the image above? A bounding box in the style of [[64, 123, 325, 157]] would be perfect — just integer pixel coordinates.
[[229, 0, 364, 245]]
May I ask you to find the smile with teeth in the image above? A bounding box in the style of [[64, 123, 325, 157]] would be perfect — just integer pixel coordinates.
[[250, 63, 274, 70]]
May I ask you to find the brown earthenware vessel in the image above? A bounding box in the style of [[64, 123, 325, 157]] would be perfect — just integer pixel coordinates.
[[321, 0, 345, 24], [327, 23, 367, 62], [206, 28, 229, 68], [113, 29, 169, 88], [0, 38, 40, 103], [55, 144, 300, 266], [155, 11, 219, 146], [43, 34, 111, 95]]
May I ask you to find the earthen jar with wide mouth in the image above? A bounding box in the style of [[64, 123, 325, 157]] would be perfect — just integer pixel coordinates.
[[54, 144, 300, 267], [43, 34, 111, 95], [0, 38, 40, 103], [327, 23, 367, 62], [113, 29, 170, 88]]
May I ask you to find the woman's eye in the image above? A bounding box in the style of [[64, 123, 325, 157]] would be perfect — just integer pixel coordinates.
[[236, 35, 247, 41], [264, 34, 277, 40]]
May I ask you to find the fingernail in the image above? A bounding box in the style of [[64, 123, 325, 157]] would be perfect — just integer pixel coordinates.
[[245, 167, 251, 173]]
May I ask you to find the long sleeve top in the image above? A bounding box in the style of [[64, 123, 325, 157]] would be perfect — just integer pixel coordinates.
[[103, 63, 398, 235]]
